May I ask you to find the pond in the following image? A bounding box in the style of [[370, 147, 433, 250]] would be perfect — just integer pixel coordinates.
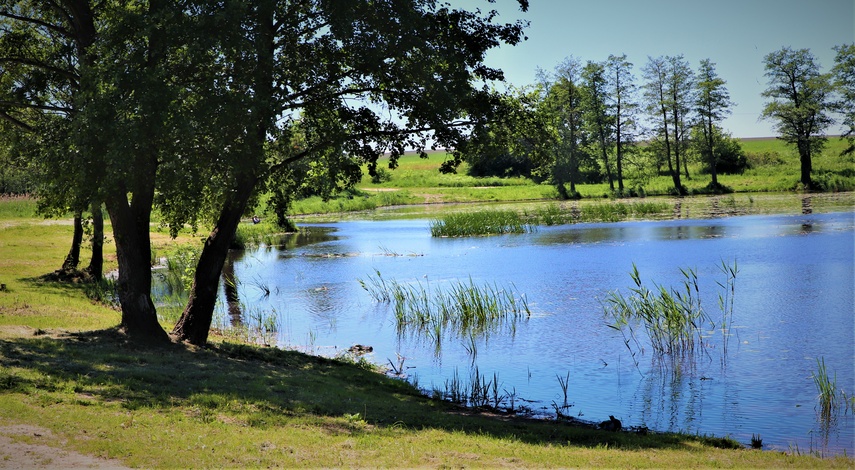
[[214, 208, 854, 455]]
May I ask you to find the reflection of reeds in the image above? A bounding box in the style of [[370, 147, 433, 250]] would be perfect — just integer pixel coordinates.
[[359, 271, 529, 356]]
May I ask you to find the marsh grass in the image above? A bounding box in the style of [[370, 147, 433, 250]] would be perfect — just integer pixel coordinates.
[[232, 221, 288, 248], [605, 264, 708, 362], [605, 264, 737, 368], [430, 209, 534, 237], [432, 367, 508, 410], [359, 271, 529, 355], [813, 357, 840, 421]]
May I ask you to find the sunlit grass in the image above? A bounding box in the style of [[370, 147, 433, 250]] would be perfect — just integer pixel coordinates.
[[430, 209, 534, 236]]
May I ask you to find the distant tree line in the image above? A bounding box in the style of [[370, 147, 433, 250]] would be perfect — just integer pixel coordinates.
[[458, 45, 855, 196]]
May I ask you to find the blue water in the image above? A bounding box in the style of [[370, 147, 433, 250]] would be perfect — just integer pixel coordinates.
[[217, 210, 855, 454]]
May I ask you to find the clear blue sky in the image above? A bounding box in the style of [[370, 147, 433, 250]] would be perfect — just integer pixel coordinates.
[[455, 0, 854, 138]]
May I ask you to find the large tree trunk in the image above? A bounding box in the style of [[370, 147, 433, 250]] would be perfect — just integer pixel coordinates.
[[86, 202, 104, 280], [105, 187, 168, 342], [172, 178, 255, 345], [61, 213, 84, 271]]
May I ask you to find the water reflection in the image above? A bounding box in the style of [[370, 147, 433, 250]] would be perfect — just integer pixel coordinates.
[[222, 250, 242, 325]]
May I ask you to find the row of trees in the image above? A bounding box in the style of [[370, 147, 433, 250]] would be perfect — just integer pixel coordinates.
[[0, 0, 530, 343], [459, 45, 854, 196]]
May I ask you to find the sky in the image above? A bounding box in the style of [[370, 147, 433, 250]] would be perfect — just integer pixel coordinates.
[[454, 0, 854, 138]]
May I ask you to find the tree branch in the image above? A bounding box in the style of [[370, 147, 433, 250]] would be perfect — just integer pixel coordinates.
[[0, 110, 35, 132], [0, 10, 70, 38], [0, 56, 79, 85], [0, 101, 73, 114]]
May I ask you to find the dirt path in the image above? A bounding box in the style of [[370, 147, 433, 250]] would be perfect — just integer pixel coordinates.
[[0, 424, 128, 469]]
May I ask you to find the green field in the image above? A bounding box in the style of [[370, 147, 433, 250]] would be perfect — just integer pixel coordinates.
[[283, 137, 854, 216]]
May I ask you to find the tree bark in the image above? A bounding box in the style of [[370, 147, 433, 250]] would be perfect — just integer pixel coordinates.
[[86, 202, 103, 280], [61, 213, 83, 271], [105, 183, 168, 342], [173, 1, 274, 345], [172, 178, 255, 345]]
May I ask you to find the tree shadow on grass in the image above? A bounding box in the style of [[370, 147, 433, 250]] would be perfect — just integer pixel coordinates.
[[0, 328, 741, 453]]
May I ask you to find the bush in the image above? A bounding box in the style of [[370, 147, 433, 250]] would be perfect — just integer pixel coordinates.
[[745, 151, 786, 168]]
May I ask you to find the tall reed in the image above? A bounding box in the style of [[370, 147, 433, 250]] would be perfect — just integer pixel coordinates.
[[812, 357, 839, 421], [605, 264, 709, 361], [359, 271, 530, 355], [603, 263, 744, 368]]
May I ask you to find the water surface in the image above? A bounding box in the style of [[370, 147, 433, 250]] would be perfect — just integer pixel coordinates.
[[217, 210, 854, 454]]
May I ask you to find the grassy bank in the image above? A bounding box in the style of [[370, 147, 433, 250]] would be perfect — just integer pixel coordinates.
[[2, 205, 854, 466], [277, 137, 854, 215]]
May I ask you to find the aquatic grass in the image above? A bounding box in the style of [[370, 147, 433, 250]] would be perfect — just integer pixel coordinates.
[[813, 357, 839, 421], [604, 264, 718, 367], [359, 272, 530, 355], [433, 367, 508, 410], [716, 260, 739, 361], [430, 209, 534, 237], [232, 221, 290, 248]]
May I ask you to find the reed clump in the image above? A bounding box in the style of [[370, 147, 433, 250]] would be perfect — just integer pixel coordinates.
[[524, 201, 671, 226], [430, 209, 534, 237], [604, 261, 738, 367], [811, 357, 851, 421], [359, 271, 530, 354]]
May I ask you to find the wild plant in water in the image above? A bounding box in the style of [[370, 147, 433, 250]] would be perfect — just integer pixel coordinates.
[[716, 260, 739, 362], [812, 357, 839, 421], [603, 262, 743, 368], [359, 271, 530, 356], [605, 264, 710, 363], [430, 209, 534, 237]]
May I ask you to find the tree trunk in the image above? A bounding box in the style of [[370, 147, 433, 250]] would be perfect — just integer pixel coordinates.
[[105, 188, 168, 342], [615, 95, 624, 193], [172, 178, 255, 345], [62, 213, 84, 271], [798, 138, 812, 188], [706, 118, 719, 187], [86, 202, 104, 280], [600, 136, 613, 192]]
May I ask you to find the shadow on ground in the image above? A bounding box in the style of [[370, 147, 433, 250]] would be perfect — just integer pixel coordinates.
[[0, 328, 741, 453]]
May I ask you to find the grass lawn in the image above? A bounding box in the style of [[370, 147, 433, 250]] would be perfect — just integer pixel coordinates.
[[1, 196, 854, 466]]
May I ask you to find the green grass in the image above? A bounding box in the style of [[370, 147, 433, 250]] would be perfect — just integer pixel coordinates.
[[2, 198, 855, 467], [430, 209, 534, 236], [0, 195, 39, 219], [283, 138, 855, 213]]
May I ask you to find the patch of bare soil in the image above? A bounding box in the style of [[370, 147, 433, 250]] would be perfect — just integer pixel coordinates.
[[0, 424, 128, 469]]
